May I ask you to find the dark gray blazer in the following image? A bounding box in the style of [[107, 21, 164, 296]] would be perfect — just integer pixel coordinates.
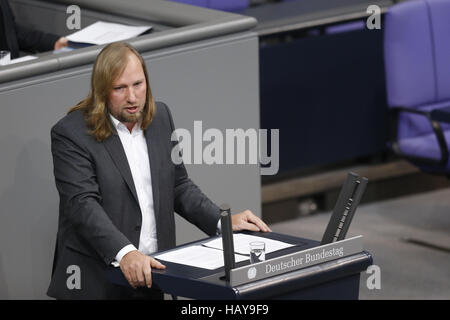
[[47, 102, 220, 299]]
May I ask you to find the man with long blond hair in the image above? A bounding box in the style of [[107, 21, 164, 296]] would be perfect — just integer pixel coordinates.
[[47, 42, 270, 299]]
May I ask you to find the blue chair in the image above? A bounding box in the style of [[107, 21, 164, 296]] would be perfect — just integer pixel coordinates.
[[384, 0, 450, 254], [384, 0, 450, 174], [169, 0, 250, 12]]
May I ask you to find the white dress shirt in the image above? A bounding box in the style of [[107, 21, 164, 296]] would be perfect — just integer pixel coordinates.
[[109, 115, 158, 264]]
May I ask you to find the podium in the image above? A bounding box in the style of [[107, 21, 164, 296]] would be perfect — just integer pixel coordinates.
[[107, 231, 372, 300]]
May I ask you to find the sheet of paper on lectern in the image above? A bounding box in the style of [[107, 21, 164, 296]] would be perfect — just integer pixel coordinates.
[[66, 21, 152, 45], [153, 245, 248, 270]]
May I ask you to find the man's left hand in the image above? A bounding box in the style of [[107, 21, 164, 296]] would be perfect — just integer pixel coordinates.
[[54, 37, 69, 50], [231, 210, 271, 232]]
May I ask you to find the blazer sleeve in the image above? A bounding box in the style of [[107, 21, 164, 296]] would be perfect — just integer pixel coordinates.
[[161, 103, 221, 236], [16, 24, 60, 53], [51, 122, 132, 265]]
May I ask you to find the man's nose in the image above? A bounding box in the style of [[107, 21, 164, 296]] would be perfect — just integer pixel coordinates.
[[126, 87, 137, 103]]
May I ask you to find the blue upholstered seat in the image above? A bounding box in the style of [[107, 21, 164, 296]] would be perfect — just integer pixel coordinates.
[[384, 0, 450, 172]]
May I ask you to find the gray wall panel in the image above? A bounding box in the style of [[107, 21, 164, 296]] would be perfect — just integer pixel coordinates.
[[0, 32, 260, 299]]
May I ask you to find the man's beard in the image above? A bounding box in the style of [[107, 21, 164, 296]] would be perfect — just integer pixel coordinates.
[[117, 107, 143, 123]]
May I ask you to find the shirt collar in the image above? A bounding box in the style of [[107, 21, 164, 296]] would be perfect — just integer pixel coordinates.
[[109, 113, 142, 135]]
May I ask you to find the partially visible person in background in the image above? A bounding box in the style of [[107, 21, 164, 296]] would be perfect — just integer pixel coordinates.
[[0, 0, 67, 59]]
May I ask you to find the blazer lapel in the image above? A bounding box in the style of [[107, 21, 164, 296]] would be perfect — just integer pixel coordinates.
[[145, 123, 160, 223], [103, 133, 139, 205]]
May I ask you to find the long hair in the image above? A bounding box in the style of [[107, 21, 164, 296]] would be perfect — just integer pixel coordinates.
[[69, 42, 156, 142]]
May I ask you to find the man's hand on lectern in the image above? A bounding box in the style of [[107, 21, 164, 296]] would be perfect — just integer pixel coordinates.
[[120, 250, 166, 289], [231, 210, 272, 233]]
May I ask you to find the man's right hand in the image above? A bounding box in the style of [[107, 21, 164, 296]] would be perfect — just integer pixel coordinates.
[[120, 250, 166, 289]]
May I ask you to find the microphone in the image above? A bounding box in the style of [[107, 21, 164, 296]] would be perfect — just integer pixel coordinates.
[[321, 172, 368, 245], [220, 204, 235, 282]]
